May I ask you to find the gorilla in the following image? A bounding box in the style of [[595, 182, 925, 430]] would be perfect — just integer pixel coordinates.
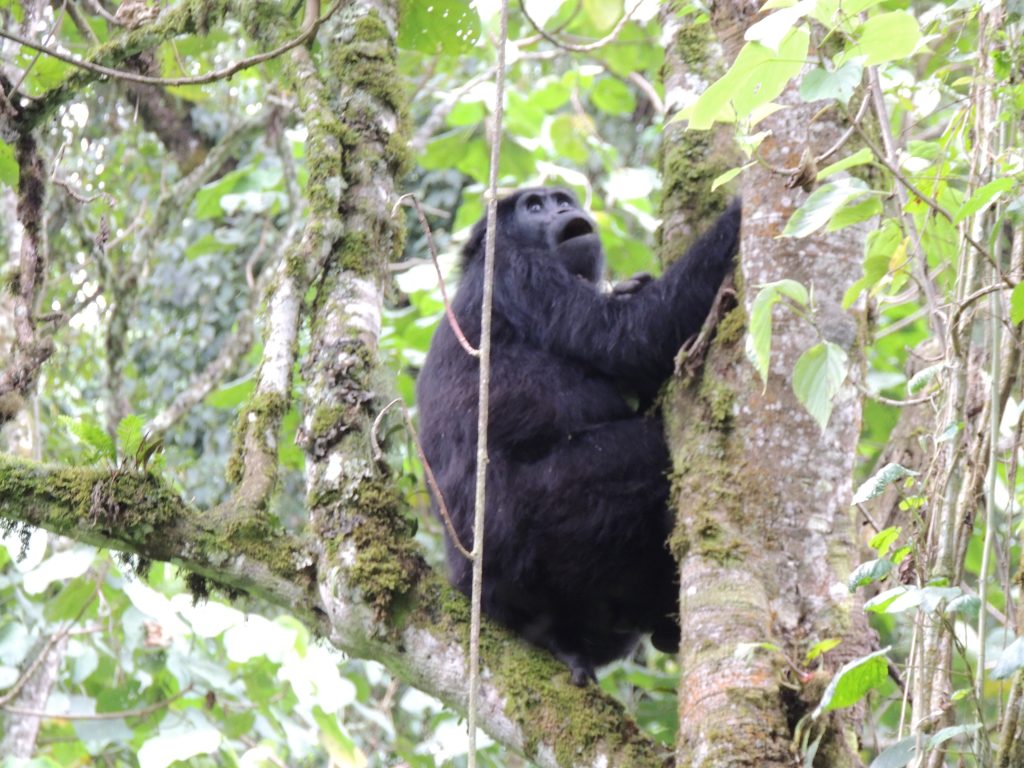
[[416, 187, 740, 684]]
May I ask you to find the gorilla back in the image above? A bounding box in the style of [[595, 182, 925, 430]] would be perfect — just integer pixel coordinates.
[[416, 187, 740, 685]]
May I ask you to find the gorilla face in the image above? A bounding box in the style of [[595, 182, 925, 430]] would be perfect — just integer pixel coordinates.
[[512, 188, 604, 283]]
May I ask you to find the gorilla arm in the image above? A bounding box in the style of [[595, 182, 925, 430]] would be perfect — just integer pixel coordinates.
[[524, 200, 740, 387]]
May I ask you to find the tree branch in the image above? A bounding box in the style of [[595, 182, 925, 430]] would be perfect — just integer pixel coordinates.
[[0, 453, 665, 768]]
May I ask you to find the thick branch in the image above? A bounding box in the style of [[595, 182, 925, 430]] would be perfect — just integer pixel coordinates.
[[0, 454, 665, 768]]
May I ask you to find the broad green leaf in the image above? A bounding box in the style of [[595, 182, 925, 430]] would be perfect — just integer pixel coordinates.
[[851, 462, 918, 505], [864, 586, 904, 614], [847, 558, 892, 591], [44, 576, 98, 621], [851, 12, 920, 66], [0, 139, 17, 188], [782, 178, 870, 237], [398, 0, 480, 54], [827, 196, 882, 232], [24, 548, 96, 596], [928, 724, 981, 749], [744, 280, 809, 384], [944, 594, 980, 617], [207, 376, 255, 409], [805, 638, 841, 663], [991, 636, 1024, 680], [817, 148, 873, 180], [954, 177, 1015, 223], [792, 341, 848, 430], [813, 647, 890, 717], [550, 114, 590, 164], [868, 526, 901, 555], [1012, 282, 1024, 325], [312, 707, 368, 767], [682, 28, 810, 129], [868, 737, 915, 768], [800, 59, 863, 105], [591, 78, 636, 115], [712, 163, 754, 191], [138, 728, 223, 768], [744, 0, 815, 51]]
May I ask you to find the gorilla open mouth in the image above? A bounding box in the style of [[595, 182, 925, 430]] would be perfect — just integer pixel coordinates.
[[554, 215, 595, 244]]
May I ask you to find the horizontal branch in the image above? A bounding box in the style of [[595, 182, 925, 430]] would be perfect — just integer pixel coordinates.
[[0, 454, 665, 768]]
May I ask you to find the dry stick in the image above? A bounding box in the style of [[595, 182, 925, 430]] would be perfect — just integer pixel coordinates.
[[392, 194, 479, 358], [468, 1, 510, 763], [2, 684, 193, 720], [370, 398, 472, 559]]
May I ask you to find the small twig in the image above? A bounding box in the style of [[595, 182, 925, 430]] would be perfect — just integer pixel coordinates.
[[393, 193, 480, 358], [0, 1, 342, 88], [371, 398, 472, 560], [519, 0, 643, 53], [3, 684, 194, 720], [51, 143, 115, 205]]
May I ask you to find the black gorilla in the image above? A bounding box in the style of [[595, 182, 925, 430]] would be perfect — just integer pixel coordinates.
[[416, 187, 740, 684]]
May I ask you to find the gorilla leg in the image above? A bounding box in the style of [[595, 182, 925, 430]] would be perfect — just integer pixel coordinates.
[[485, 417, 679, 681]]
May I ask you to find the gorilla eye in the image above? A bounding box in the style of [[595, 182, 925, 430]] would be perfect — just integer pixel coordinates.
[[525, 196, 543, 213], [555, 195, 572, 209]]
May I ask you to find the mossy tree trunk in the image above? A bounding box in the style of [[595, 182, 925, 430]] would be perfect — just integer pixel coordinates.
[[660, 3, 870, 765]]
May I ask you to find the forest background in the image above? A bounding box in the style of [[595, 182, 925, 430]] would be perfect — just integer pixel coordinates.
[[0, 0, 1022, 767]]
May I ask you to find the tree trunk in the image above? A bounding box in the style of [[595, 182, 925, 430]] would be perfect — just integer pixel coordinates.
[[661, 5, 870, 764]]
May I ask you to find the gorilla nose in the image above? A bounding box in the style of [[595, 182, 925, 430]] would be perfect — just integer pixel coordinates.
[[553, 214, 595, 244]]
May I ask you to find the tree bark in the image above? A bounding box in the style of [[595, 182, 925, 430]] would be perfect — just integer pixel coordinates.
[[661, 4, 870, 765]]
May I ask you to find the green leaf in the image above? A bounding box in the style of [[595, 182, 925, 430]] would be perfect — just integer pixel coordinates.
[[207, 376, 255, 409], [45, 576, 98, 621], [813, 647, 890, 717], [868, 737, 915, 768], [827, 196, 883, 232], [744, 0, 815, 51], [927, 724, 981, 749], [792, 341, 848, 430], [60, 415, 116, 462], [847, 558, 893, 591], [868, 526, 901, 555], [116, 414, 146, 460], [800, 59, 863, 105], [591, 78, 636, 115], [312, 707, 367, 767], [398, 0, 480, 54], [712, 162, 754, 191], [744, 280, 809, 385], [782, 178, 871, 237], [907, 363, 943, 394], [991, 636, 1024, 680], [851, 12, 920, 66], [1011, 282, 1024, 325], [817, 148, 873, 180], [944, 594, 980, 618], [805, 638, 842, 664], [138, 729, 223, 768], [954, 177, 1015, 223], [0, 139, 18, 188], [550, 114, 590, 163], [851, 462, 918, 505], [682, 28, 809, 129]]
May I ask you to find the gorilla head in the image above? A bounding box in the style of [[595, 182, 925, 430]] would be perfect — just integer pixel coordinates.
[[462, 187, 604, 283]]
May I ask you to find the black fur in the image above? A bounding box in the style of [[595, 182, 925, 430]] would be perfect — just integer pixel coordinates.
[[416, 187, 740, 684]]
